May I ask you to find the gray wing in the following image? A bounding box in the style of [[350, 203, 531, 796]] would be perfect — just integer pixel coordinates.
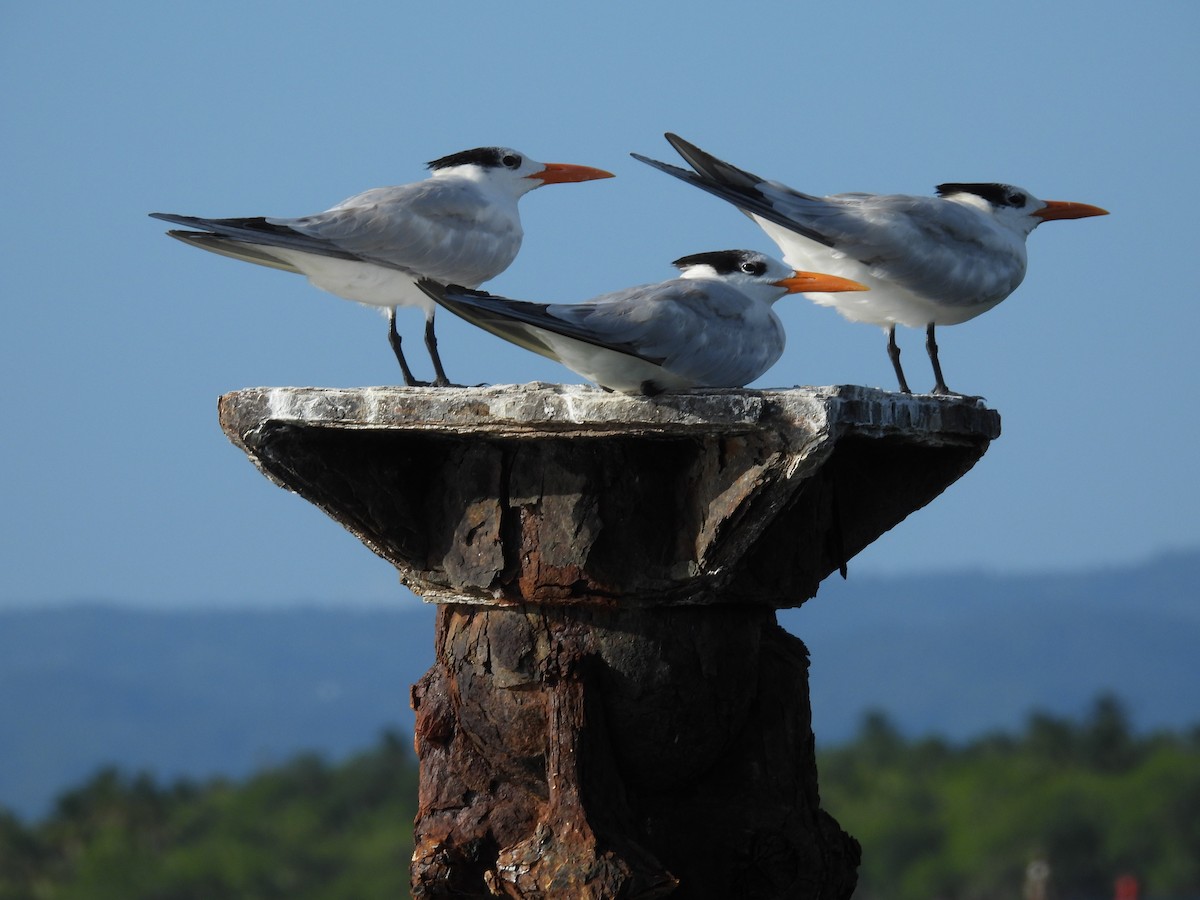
[[419, 278, 782, 387], [639, 134, 1026, 305], [276, 180, 522, 285], [773, 192, 1029, 304], [416, 279, 671, 366], [150, 213, 371, 271], [590, 280, 782, 386], [152, 179, 522, 286], [633, 133, 833, 247], [552, 280, 781, 385]]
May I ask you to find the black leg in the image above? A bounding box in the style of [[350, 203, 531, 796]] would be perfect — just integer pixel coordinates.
[[424, 315, 451, 387], [887, 325, 911, 394], [926, 323, 953, 396], [387, 309, 426, 387]]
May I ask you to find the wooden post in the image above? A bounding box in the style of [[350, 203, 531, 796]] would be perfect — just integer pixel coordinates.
[[219, 383, 1000, 899]]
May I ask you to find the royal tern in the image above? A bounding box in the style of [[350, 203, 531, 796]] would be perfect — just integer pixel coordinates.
[[151, 148, 613, 385], [633, 134, 1108, 395], [417, 249, 867, 395]]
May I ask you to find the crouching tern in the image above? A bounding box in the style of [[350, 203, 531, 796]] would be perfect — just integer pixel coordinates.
[[417, 249, 867, 396], [151, 147, 613, 385], [633, 134, 1108, 395]]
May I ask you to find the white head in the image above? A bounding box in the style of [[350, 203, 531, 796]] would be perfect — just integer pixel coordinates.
[[427, 147, 613, 199], [936, 182, 1109, 237], [673, 249, 869, 301]]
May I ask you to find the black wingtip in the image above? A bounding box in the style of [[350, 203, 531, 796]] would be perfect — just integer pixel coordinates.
[[662, 133, 714, 168], [663, 132, 696, 153], [643, 136, 836, 250], [415, 277, 450, 307], [630, 152, 699, 180], [416, 278, 497, 307], [149, 211, 214, 230], [164, 229, 213, 246], [633, 134, 722, 180], [661, 134, 766, 193]]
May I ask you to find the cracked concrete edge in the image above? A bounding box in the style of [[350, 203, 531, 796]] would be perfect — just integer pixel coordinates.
[[218, 382, 1000, 446]]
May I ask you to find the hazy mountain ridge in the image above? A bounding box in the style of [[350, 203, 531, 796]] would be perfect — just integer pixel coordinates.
[[2, 550, 1196, 819], [787, 547, 1200, 740], [1, 606, 436, 820]]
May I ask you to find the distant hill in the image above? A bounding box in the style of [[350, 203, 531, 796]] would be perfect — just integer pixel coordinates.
[[0, 606, 435, 820], [3, 549, 1197, 820], [786, 547, 1200, 743]]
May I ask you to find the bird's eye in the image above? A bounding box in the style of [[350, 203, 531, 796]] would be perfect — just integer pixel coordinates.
[[502, 154, 521, 169], [1007, 191, 1026, 206], [741, 261, 766, 276]]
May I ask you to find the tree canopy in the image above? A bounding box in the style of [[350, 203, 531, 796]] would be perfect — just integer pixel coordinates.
[[1, 696, 1197, 899], [820, 694, 1200, 899]]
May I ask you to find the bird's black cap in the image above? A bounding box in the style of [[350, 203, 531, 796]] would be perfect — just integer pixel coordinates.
[[427, 147, 516, 171], [672, 249, 761, 275], [936, 183, 1027, 208]]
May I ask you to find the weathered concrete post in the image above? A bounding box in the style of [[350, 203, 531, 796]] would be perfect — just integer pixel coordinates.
[[219, 383, 1000, 899]]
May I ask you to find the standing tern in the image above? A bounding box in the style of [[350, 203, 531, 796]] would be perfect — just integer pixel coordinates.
[[633, 134, 1108, 395], [151, 148, 613, 385], [416, 249, 867, 395]]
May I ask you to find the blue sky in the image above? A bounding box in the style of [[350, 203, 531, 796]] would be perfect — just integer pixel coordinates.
[[2, 1, 1197, 608]]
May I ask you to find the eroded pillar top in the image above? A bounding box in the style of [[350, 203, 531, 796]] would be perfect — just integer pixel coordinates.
[[219, 383, 1000, 608]]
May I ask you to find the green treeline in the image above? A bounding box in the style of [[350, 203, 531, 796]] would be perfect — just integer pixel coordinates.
[[0, 732, 418, 900], [1, 696, 1197, 899], [820, 695, 1200, 899]]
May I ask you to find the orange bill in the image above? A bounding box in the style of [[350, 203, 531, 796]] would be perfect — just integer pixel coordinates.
[[529, 162, 615, 185], [775, 271, 870, 294], [1033, 200, 1109, 221]]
